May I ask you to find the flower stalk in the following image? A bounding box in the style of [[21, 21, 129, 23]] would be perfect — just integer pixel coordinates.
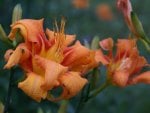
[[88, 80, 110, 99], [58, 100, 69, 113], [3, 69, 15, 113]]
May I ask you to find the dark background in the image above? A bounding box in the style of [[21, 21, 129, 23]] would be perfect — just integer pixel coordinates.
[[0, 0, 150, 113]]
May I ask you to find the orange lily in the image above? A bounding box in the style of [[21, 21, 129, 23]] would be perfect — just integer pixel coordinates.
[[72, 0, 89, 9], [96, 4, 113, 21], [4, 19, 103, 102], [99, 38, 150, 87]]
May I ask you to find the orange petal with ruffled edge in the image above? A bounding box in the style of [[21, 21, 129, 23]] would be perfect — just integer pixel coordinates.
[[4, 43, 30, 69], [59, 72, 87, 99], [34, 55, 68, 90], [63, 41, 105, 73], [46, 29, 76, 46], [129, 52, 147, 75], [68, 51, 98, 74], [113, 70, 130, 87], [62, 41, 90, 66], [130, 71, 150, 84], [99, 37, 113, 51], [48, 71, 87, 101], [9, 19, 46, 43], [18, 73, 47, 102]]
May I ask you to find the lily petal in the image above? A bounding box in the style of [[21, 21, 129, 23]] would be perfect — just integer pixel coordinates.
[[62, 41, 99, 73], [9, 19, 46, 43], [113, 70, 129, 87], [62, 41, 90, 66], [68, 51, 97, 73], [129, 51, 147, 75], [4, 43, 30, 69], [4, 49, 14, 62], [18, 73, 47, 102], [34, 55, 68, 90], [116, 39, 136, 59], [130, 71, 150, 84], [95, 49, 109, 65], [59, 72, 88, 99]]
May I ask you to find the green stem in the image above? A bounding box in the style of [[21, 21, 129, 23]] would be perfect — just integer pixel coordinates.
[[88, 81, 110, 100], [139, 38, 150, 53], [3, 69, 15, 113], [75, 81, 109, 113], [75, 96, 84, 113], [90, 68, 99, 90], [143, 36, 150, 44], [58, 100, 68, 113], [75, 85, 88, 113], [75, 100, 84, 113]]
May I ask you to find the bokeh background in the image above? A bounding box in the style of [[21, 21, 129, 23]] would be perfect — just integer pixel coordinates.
[[0, 0, 150, 113]]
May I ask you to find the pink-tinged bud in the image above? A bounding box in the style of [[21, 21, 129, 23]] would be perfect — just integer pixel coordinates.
[[117, 0, 132, 20], [117, 0, 138, 37]]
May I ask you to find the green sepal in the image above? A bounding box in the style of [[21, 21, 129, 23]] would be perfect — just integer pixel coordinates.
[[131, 12, 146, 38], [131, 12, 150, 45]]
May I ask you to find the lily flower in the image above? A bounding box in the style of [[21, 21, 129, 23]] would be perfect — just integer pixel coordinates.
[[72, 0, 89, 9], [96, 4, 113, 21], [99, 38, 150, 87], [4, 19, 103, 102]]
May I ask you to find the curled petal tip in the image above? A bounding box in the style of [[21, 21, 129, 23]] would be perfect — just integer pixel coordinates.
[[18, 73, 47, 102], [99, 37, 113, 51], [59, 72, 88, 99], [4, 49, 14, 62]]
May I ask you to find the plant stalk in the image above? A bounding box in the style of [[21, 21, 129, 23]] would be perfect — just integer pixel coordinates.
[[3, 69, 15, 113]]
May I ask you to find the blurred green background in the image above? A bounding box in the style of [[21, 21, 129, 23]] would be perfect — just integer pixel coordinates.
[[0, 0, 150, 113]]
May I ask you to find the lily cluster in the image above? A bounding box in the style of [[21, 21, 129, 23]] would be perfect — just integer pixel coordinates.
[[3, 0, 150, 103]]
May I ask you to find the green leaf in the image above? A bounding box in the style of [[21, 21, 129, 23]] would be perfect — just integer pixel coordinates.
[[91, 36, 100, 50], [90, 68, 99, 90], [0, 24, 13, 47], [13, 30, 24, 47], [12, 4, 22, 23], [0, 24, 7, 39]]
